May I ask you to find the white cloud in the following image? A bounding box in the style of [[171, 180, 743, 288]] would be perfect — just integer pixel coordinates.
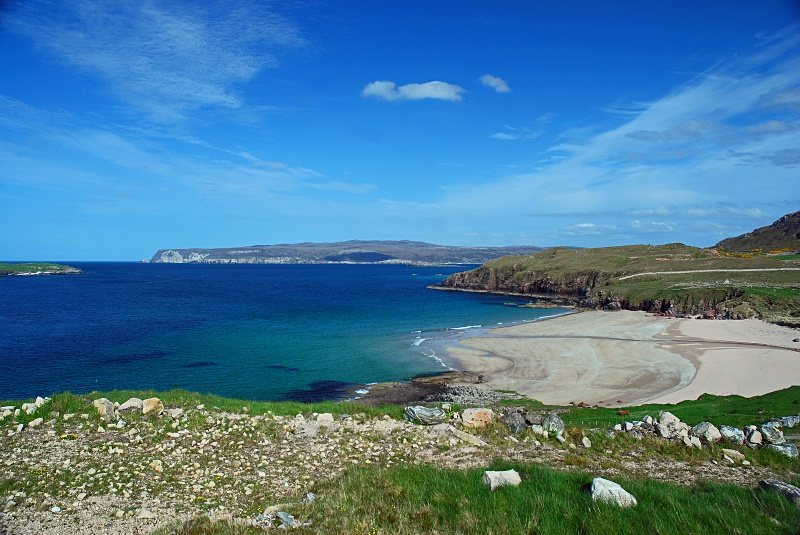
[[362, 80, 465, 102], [5, 0, 307, 123], [480, 74, 510, 93], [490, 132, 516, 141]]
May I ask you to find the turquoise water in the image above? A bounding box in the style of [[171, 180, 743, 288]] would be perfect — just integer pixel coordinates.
[[0, 263, 570, 401]]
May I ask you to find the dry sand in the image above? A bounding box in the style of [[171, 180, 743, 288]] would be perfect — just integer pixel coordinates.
[[443, 310, 800, 406]]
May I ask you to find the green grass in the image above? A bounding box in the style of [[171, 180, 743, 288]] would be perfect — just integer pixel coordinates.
[[0, 262, 79, 274], [290, 461, 800, 534]]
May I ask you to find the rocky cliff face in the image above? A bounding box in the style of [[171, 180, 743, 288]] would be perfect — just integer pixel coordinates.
[[439, 265, 756, 319]]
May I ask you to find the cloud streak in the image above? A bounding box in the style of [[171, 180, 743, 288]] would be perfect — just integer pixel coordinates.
[[5, 0, 307, 123], [362, 80, 465, 102], [480, 74, 510, 93]]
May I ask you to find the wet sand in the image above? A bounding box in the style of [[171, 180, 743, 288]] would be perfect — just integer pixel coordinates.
[[443, 311, 800, 406]]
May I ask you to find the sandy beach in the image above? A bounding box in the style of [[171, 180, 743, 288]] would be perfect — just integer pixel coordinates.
[[443, 311, 800, 406]]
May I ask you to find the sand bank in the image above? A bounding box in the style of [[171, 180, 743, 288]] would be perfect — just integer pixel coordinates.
[[443, 311, 800, 406]]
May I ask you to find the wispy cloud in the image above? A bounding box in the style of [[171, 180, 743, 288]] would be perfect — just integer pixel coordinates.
[[362, 80, 465, 102], [479, 74, 510, 93], [4, 0, 307, 123]]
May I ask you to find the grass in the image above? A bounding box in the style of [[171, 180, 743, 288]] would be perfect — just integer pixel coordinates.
[[0, 262, 79, 274]]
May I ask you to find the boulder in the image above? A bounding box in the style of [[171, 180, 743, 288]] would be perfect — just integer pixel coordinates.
[[682, 436, 702, 449], [581, 436, 592, 448], [461, 408, 494, 428], [142, 397, 164, 416], [721, 448, 746, 463], [656, 411, 689, 439], [403, 406, 447, 425], [482, 469, 521, 491], [779, 415, 800, 428], [768, 444, 798, 458], [28, 417, 43, 428], [690, 422, 722, 444], [92, 398, 116, 421], [719, 425, 745, 445], [542, 412, 565, 436], [523, 412, 544, 426], [759, 479, 800, 509], [118, 398, 144, 413], [501, 413, 527, 434], [316, 413, 335, 423], [760, 423, 785, 445], [21, 403, 37, 415], [745, 428, 763, 448], [590, 477, 637, 507]]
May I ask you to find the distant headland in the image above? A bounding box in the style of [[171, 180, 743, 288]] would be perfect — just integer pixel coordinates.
[[0, 262, 82, 277]]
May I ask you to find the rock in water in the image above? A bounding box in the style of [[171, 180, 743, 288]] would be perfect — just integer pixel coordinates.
[[142, 397, 164, 416], [590, 477, 637, 507], [759, 479, 800, 509], [403, 406, 447, 425], [461, 408, 494, 428], [501, 413, 527, 434], [719, 425, 745, 445], [542, 412, 565, 436], [482, 469, 521, 491], [92, 398, 116, 421]]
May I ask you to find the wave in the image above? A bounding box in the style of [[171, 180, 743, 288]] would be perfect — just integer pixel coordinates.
[[448, 324, 482, 331]]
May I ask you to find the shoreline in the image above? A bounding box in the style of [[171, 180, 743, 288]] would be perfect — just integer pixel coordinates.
[[435, 310, 800, 407]]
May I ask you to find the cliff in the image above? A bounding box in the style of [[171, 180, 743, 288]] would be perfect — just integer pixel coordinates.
[[436, 244, 800, 324]]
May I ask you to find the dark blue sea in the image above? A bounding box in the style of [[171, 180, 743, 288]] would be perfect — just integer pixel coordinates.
[[0, 263, 570, 402]]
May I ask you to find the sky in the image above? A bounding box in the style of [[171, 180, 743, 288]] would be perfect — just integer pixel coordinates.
[[1, 1, 799, 261]]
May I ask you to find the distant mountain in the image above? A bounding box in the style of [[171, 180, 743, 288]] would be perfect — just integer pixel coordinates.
[[715, 211, 800, 253], [149, 240, 551, 265]]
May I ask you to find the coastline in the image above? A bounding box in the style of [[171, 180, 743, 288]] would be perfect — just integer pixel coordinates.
[[437, 310, 800, 407]]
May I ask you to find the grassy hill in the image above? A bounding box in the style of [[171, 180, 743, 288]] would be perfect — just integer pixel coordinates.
[[0, 262, 81, 276], [716, 211, 800, 253], [438, 243, 800, 325]]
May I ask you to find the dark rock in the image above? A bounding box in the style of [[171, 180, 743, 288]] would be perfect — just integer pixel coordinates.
[[524, 412, 544, 426], [501, 413, 528, 434], [760, 479, 800, 509], [542, 412, 565, 436]]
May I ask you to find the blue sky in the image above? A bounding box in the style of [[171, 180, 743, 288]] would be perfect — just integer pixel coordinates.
[[1, 1, 799, 260]]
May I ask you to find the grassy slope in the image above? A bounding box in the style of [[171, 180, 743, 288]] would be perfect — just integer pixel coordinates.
[[4, 387, 800, 534], [454, 244, 800, 325]]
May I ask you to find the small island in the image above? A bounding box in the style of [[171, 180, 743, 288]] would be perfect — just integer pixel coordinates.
[[0, 262, 82, 277]]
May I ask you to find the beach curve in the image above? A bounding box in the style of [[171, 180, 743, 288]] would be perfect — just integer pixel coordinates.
[[441, 310, 800, 406]]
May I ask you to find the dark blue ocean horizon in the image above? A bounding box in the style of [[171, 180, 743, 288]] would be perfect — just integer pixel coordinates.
[[0, 263, 570, 402]]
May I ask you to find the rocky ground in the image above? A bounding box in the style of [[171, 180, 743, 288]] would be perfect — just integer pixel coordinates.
[[0, 392, 797, 534]]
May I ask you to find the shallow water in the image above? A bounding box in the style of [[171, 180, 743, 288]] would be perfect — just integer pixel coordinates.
[[0, 263, 570, 401]]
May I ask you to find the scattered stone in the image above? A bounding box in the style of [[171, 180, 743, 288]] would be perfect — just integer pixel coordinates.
[[28, 417, 43, 428], [768, 444, 798, 458], [719, 425, 745, 445], [21, 403, 37, 415], [118, 397, 143, 413], [760, 422, 785, 445], [461, 408, 494, 428], [403, 406, 447, 425], [165, 408, 184, 419], [92, 398, 116, 421], [142, 397, 164, 416], [316, 413, 335, 423], [721, 448, 745, 463], [137, 508, 157, 520], [590, 477, 637, 507], [779, 415, 800, 428], [501, 413, 527, 434], [542, 412, 565, 436], [690, 422, 722, 444], [582, 436, 592, 448], [759, 479, 800, 509], [276, 511, 296, 527], [529, 424, 547, 437], [482, 469, 521, 491]]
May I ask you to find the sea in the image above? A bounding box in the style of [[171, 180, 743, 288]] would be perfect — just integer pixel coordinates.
[[0, 263, 571, 402]]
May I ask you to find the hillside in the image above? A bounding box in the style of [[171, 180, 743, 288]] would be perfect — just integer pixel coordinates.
[[716, 210, 800, 253], [149, 240, 550, 265], [436, 243, 800, 325]]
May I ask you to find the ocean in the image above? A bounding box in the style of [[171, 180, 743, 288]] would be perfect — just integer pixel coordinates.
[[0, 263, 570, 401]]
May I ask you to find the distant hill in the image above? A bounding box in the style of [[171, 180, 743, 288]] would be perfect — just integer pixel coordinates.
[[149, 240, 551, 265], [715, 211, 800, 253]]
